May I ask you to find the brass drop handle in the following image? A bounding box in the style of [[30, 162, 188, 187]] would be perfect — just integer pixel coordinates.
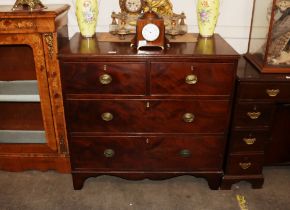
[[99, 73, 112, 85], [101, 112, 114, 122], [183, 113, 195, 123], [179, 149, 191, 158], [239, 162, 252, 170], [247, 111, 261, 120], [104, 149, 115, 158], [243, 137, 256, 145], [266, 89, 280, 97], [185, 74, 198, 85]]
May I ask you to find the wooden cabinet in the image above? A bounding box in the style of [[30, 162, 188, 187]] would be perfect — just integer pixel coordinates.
[[0, 5, 70, 172], [59, 33, 239, 189], [221, 58, 290, 189]]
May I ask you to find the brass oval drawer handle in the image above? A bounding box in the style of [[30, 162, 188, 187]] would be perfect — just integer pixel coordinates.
[[99, 73, 112, 85], [243, 137, 256, 145], [185, 74, 198, 85], [179, 149, 191, 158], [101, 112, 114, 122], [239, 162, 252, 170], [247, 111, 261, 120], [266, 89, 280, 97], [183, 113, 195, 123], [104, 149, 115, 158]]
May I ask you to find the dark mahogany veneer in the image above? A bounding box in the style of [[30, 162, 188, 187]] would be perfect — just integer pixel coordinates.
[[58, 33, 239, 190]]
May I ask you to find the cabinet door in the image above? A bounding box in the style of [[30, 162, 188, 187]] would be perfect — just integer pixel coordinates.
[[264, 104, 290, 165], [0, 34, 56, 151]]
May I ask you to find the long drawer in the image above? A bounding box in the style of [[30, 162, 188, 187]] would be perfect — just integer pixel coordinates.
[[66, 99, 230, 133], [60, 62, 147, 95], [70, 136, 225, 171], [150, 62, 235, 96]]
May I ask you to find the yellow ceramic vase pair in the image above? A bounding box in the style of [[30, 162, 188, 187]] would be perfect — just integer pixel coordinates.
[[76, 0, 98, 37], [197, 0, 220, 37]]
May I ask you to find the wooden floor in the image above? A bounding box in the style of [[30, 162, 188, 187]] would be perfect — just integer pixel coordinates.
[[0, 166, 289, 210]]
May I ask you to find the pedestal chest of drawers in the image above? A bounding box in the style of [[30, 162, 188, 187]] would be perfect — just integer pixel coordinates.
[[59, 33, 239, 190], [221, 58, 290, 189]]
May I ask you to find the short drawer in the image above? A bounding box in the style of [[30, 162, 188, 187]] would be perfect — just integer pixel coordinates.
[[238, 82, 290, 100], [230, 130, 270, 152], [150, 62, 235, 96], [70, 135, 225, 171], [60, 62, 146, 95], [66, 99, 230, 133], [233, 102, 275, 128], [225, 153, 264, 175]]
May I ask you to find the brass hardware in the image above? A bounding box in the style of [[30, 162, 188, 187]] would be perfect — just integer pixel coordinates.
[[266, 89, 280, 97], [185, 74, 198, 85], [286, 76, 290, 80], [12, 0, 47, 11], [247, 111, 261, 120], [103, 65, 107, 71], [191, 65, 195, 71], [239, 162, 252, 170], [183, 113, 195, 123], [146, 138, 149, 144], [101, 112, 114, 122], [104, 149, 115, 158], [146, 102, 150, 108], [179, 149, 191, 158], [99, 74, 112, 85], [44, 33, 54, 59], [243, 137, 256, 145]]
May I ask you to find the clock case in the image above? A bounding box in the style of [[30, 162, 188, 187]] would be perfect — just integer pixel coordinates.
[[131, 10, 168, 50], [119, 0, 145, 14], [245, 0, 290, 73]]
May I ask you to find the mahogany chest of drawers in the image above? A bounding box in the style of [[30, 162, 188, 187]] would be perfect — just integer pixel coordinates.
[[59, 33, 239, 190], [221, 58, 290, 189]]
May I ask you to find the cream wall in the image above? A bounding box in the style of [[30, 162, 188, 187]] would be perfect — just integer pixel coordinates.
[[1, 0, 254, 53]]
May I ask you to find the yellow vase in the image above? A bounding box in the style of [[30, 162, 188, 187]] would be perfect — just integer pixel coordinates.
[[197, 0, 219, 37], [76, 0, 98, 38]]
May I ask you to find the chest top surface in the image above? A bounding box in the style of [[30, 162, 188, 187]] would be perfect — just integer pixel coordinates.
[[58, 33, 239, 61]]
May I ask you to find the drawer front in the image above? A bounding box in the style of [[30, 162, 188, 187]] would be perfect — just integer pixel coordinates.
[[226, 154, 264, 175], [61, 62, 146, 95], [150, 62, 235, 96], [70, 136, 225, 171], [233, 103, 274, 128], [238, 83, 290, 100], [66, 100, 230, 133], [230, 130, 269, 152]]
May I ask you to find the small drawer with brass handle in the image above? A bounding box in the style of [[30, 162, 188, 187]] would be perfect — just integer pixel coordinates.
[[179, 149, 192, 158], [185, 74, 198, 85], [226, 154, 263, 175], [266, 89, 280, 97], [239, 162, 252, 170], [243, 137, 256, 145], [99, 73, 112, 85], [230, 130, 269, 152], [104, 149, 115, 158], [101, 112, 114, 122], [182, 113, 195, 123], [247, 111, 261, 120], [238, 83, 290, 100]]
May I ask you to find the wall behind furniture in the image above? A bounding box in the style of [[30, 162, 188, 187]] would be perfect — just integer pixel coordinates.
[[1, 0, 254, 53]]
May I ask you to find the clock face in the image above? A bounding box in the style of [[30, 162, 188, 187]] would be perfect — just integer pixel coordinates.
[[125, 0, 143, 13], [141, 23, 160, 42]]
